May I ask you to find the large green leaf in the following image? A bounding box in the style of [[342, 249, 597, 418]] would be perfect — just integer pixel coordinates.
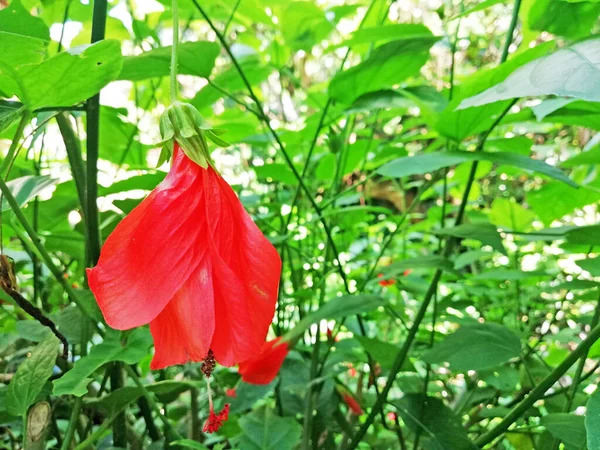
[[423, 322, 521, 371], [377, 151, 576, 187], [576, 257, 600, 276], [118, 41, 220, 81], [279, 1, 334, 51], [53, 328, 152, 397], [238, 407, 302, 450], [0, 0, 49, 40], [586, 389, 600, 450], [528, 183, 600, 226], [6, 336, 59, 417], [435, 223, 507, 255], [12, 40, 123, 109], [329, 37, 438, 104], [435, 42, 554, 140], [541, 413, 586, 450], [1, 176, 57, 212], [0, 31, 48, 98], [395, 394, 478, 450], [525, 0, 600, 38], [283, 294, 386, 342], [0, 102, 25, 133], [459, 39, 600, 109], [332, 23, 435, 49], [565, 225, 600, 246], [490, 198, 536, 232]]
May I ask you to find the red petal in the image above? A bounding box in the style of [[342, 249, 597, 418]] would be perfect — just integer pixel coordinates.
[[87, 149, 209, 330], [203, 170, 282, 366], [238, 338, 289, 385], [149, 260, 216, 370]]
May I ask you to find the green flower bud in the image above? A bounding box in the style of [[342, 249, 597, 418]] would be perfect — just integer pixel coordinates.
[[158, 102, 230, 168]]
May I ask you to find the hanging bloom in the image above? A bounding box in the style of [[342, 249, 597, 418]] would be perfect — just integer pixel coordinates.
[[87, 103, 282, 370], [342, 393, 363, 416], [377, 273, 395, 287], [238, 337, 289, 385]]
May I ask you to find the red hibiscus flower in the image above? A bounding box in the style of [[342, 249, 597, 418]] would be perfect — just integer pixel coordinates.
[[342, 393, 363, 415], [87, 144, 282, 370], [377, 273, 395, 287], [238, 337, 289, 385]]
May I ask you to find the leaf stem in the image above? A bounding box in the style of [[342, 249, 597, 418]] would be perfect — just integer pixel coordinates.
[[170, 0, 179, 103], [500, 0, 522, 63]]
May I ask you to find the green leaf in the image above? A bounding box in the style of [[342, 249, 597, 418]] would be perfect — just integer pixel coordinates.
[[254, 164, 298, 185], [283, 294, 386, 342], [354, 336, 413, 371], [449, 0, 505, 19], [459, 39, 600, 109], [6, 336, 59, 417], [565, 225, 600, 246], [0, 102, 24, 133], [230, 381, 277, 413], [118, 41, 219, 81], [576, 257, 600, 276], [562, 146, 600, 167], [436, 223, 506, 254], [1, 176, 57, 212], [395, 394, 478, 450], [435, 42, 554, 140], [0, 0, 49, 40], [14, 40, 123, 109], [169, 440, 209, 450], [192, 58, 272, 109], [377, 151, 577, 187], [53, 328, 152, 397], [0, 31, 48, 98], [586, 389, 600, 450], [279, 2, 334, 51], [99, 172, 165, 196], [238, 407, 302, 450], [526, 0, 600, 39], [423, 322, 521, 371], [541, 413, 586, 449], [490, 198, 536, 232], [528, 182, 600, 226], [333, 23, 435, 49], [329, 37, 438, 104], [472, 269, 548, 281]]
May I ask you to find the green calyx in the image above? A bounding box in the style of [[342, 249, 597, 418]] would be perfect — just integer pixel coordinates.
[[158, 102, 230, 168]]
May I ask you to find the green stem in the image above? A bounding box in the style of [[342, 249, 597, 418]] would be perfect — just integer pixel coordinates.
[[476, 321, 600, 447], [170, 0, 179, 103], [500, 0, 522, 63], [86, 0, 107, 265], [56, 113, 87, 221], [60, 397, 82, 450], [0, 110, 30, 178]]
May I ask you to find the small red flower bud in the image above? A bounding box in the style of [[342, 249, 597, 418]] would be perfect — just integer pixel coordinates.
[[377, 273, 395, 287], [225, 388, 237, 398], [387, 412, 397, 422], [342, 393, 363, 415], [403, 269, 412, 276]]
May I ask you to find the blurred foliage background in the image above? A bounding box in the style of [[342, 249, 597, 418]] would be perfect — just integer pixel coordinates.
[[1, 0, 600, 449]]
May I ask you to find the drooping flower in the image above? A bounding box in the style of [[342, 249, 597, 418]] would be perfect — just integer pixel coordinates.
[[238, 337, 289, 385], [87, 103, 281, 370], [342, 393, 363, 415]]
